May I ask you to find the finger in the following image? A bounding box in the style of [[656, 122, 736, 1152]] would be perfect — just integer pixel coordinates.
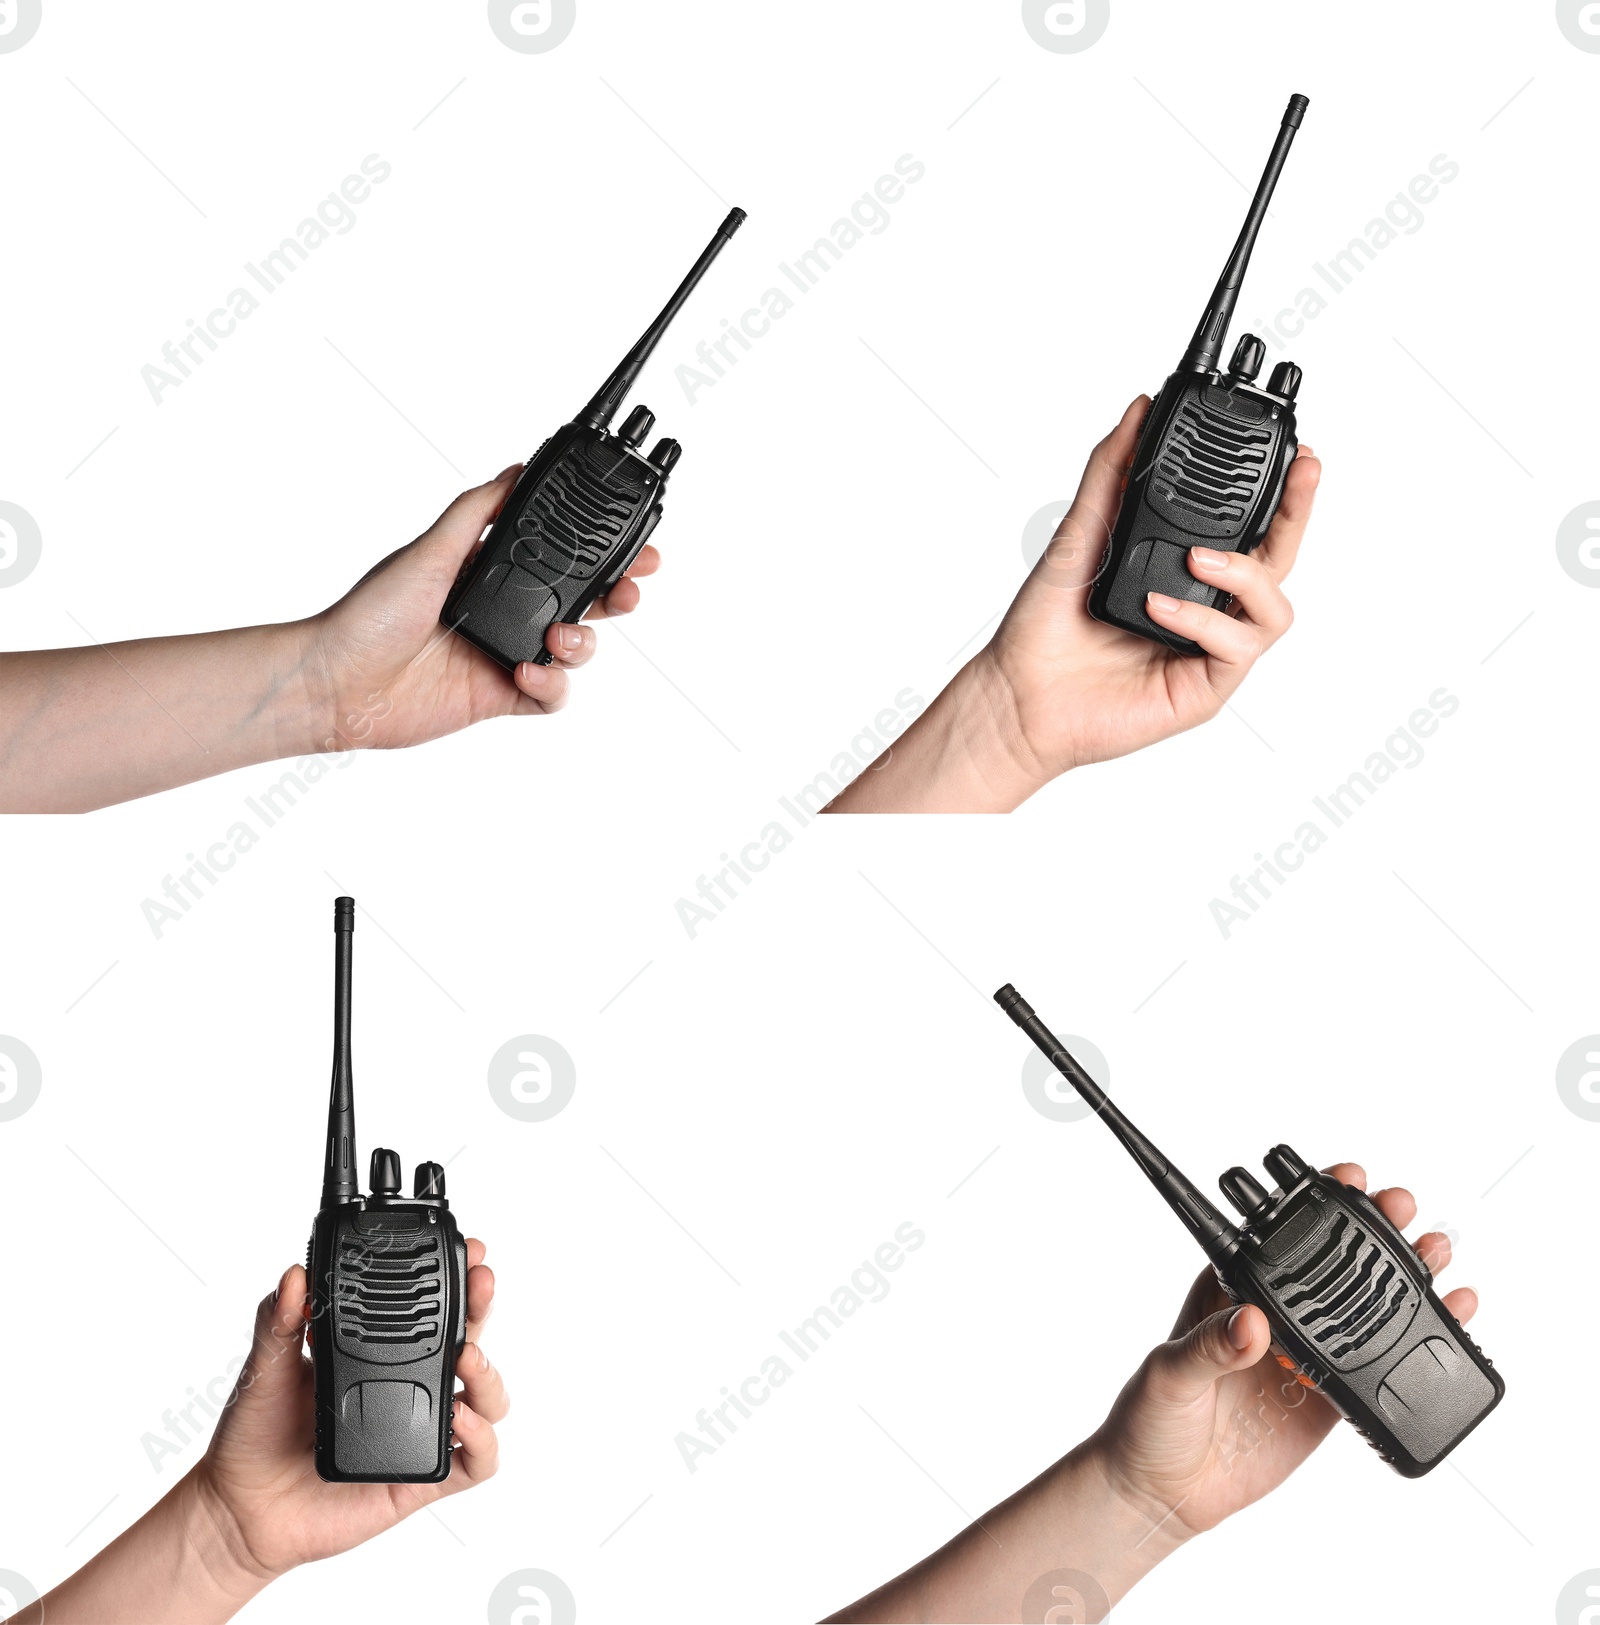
[[511, 661, 571, 714], [1413, 1230, 1453, 1275], [1144, 591, 1266, 678], [1324, 1162, 1367, 1190], [583, 575, 642, 620], [625, 544, 661, 580], [466, 1237, 487, 1270], [544, 622, 597, 668], [1146, 1303, 1272, 1406], [1371, 1185, 1417, 1231], [1442, 1286, 1478, 1325], [1186, 547, 1293, 644], [457, 1341, 511, 1425], [1255, 449, 1321, 582], [465, 1261, 496, 1346], [438, 1399, 499, 1492]]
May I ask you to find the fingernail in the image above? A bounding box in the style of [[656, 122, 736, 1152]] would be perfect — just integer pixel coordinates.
[[1228, 1307, 1252, 1350], [1190, 547, 1226, 570], [557, 625, 584, 652], [1147, 592, 1179, 613], [518, 661, 549, 688], [495, 462, 522, 481]]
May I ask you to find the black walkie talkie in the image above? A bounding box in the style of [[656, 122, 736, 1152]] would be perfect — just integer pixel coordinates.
[[307, 897, 467, 1483], [1089, 96, 1309, 655], [443, 207, 747, 670], [997, 987, 1503, 1477]]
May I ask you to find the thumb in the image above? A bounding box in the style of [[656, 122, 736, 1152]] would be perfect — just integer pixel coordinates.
[[411, 463, 524, 582], [1029, 397, 1147, 593], [234, 1264, 309, 1405], [1146, 1303, 1271, 1406]]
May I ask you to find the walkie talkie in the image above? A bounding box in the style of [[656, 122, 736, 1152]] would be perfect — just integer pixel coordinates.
[[307, 897, 467, 1483], [996, 986, 1503, 1477], [1089, 96, 1309, 655], [443, 207, 747, 670]]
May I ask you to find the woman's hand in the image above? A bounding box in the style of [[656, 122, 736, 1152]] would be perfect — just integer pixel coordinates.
[[828, 1165, 1476, 1623], [306, 463, 662, 750], [193, 1240, 508, 1583], [827, 397, 1321, 811], [1086, 1164, 1474, 1541]]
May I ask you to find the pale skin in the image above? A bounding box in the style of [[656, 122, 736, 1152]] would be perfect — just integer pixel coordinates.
[[827, 1166, 1479, 1623], [827, 396, 1323, 811], [0, 465, 661, 812], [17, 1241, 505, 1624]]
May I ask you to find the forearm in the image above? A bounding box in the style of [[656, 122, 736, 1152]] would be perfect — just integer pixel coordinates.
[[21, 1468, 271, 1625], [0, 620, 330, 812], [826, 1441, 1184, 1623], [826, 652, 1048, 813]]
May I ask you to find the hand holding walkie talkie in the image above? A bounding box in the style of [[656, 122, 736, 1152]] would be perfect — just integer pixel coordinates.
[[996, 985, 1502, 1477]]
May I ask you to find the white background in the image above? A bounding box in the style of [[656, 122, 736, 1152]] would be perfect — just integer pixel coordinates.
[[1, 2, 1595, 1621]]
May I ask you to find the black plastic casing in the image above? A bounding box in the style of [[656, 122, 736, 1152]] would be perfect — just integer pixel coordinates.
[[443, 422, 667, 670], [1218, 1156, 1503, 1477], [308, 1193, 467, 1483], [1088, 366, 1298, 655]]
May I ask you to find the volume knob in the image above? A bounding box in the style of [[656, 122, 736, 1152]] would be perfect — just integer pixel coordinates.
[[1220, 1166, 1271, 1218], [414, 1161, 446, 1199], [1267, 361, 1302, 401], [619, 405, 655, 448], [1262, 1145, 1308, 1189], [370, 1148, 401, 1196], [1228, 334, 1266, 384], [648, 437, 682, 475]]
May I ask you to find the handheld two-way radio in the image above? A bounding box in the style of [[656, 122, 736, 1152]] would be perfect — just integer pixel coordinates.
[[996, 986, 1503, 1477], [443, 207, 747, 671], [1089, 96, 1310, 655], [307, 898, 467, 1483]]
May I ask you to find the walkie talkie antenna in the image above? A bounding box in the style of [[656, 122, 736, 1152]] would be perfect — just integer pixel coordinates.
[[577, 208, 748, 430], [995, 985, 1239, 1264], [1180, 94, 1309, 375], [322, 896, 358, 1205]]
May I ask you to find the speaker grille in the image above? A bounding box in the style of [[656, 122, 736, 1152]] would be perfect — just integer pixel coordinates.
[[1153, 396, 1272, 524], [335, 1234, 443, 1347], [513, 438, 647, 585], [1271, 1213, 1412, 1367]]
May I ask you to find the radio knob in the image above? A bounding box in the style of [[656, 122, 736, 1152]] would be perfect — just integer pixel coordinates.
[[414, 1161, 446, 1199], [1267, 361, 1302, 400], [1220, 1166, 1271, 1218], [1228, 334, 1265, 383], [619, 405, 655, 448], [370, 1148, 401, 1196], [1263, 1145, 1308, 1189], [648, 437, 682, 475]]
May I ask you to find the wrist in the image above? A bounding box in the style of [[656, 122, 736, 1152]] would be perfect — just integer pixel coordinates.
[[827, 651, 1054, 813], [183, 1465, 283, 1595], [1066, 1440, 1194, 1592]]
